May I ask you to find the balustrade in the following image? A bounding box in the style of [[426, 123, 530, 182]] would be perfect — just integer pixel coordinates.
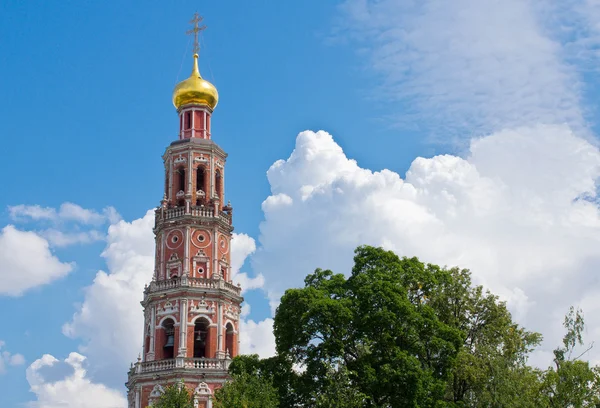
[[155, 206, 233, 226], [145, 276, 241, 297], [137, 357, 230, 374]]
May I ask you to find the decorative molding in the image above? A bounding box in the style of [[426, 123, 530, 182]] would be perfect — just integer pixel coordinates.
[[189, 298, 213, 315], [157, 300, 179, 316], [195, 381, 211, 396]]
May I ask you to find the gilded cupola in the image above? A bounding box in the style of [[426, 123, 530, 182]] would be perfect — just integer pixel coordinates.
[[172, 53, 219, 111]]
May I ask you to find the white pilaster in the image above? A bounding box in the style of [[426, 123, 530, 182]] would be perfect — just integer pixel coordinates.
[[217, 301, 223, 355], [168, 156, 173, 202], [178, 298, 188, 356], [191, 109, 195, 138], [184, 226, 190, 276], [148, 304, 156, 359]]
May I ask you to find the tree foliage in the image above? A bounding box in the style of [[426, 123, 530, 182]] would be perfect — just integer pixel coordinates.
[[152, 381, 194, 408], [539, 307, 600, 407], [226, 246, 600, 407], [213, 355, 279, 408]]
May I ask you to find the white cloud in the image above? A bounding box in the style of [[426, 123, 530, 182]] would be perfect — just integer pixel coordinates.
[[9, 203, 120, 226], [8, 205, 57, 221], [61, 211, 155, 388], [337, 0, 587, 138], [7, 203, 121, 248], [239, 317, 276, 359], [0, 340, 25, 374], [231, 233, 264, 293], [26, 353, 126, 408], [252, 128, 600, 364], [0, 226, 74, 296], [40, 230, 104, 248]]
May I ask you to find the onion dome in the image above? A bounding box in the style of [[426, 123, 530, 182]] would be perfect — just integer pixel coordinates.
[[172, 54, 218, 110]]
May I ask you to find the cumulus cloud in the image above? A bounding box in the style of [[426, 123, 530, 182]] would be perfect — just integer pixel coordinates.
[[26, 353, 126, 408], [0, 226, 74, 296], [231, 233, 265, 293], [0, 340, 25, 374], [252, 128, 600, 363], [337, 0, 588, 138], [238, 304, 275, 358], [239, 317, 276, 358], [61, 211, 155, 388]]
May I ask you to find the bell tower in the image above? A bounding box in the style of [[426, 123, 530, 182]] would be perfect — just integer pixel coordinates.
[[126, 13, 243, 408]]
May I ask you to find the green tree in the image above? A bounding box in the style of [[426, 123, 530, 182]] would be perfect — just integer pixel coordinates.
[[229, 246, 600, 407], [213, 370, 279, 408], [432, 267, 543, 407], [540, 307, 600, 407], [273, 246, 546, 407], [152, 381, 194, 408], [275, 246, 464, 407]]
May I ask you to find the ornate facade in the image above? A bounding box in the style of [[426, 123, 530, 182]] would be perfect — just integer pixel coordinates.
[[126, 14, 242, 408]]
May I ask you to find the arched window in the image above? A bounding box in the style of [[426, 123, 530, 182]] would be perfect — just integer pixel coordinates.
[[177, 168, 186, 193], [193, 318, 210, 358], [196, 167, 205, 195], [225, 323, 234, 357], [215, 170, 222, 201], [185, 111, 192, 129], [162, 318, 175, 359]]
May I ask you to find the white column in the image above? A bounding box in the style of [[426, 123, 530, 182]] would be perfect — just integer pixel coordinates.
[[184, 226, 190, 276], [204, 110, 207, 138], [187, 152, 193, 194], [168, 157, 173, 202], [191, 109, 195, 138], [217, 302, 223, 355], [149, 305, 156, 358], [210, 153, 215, 198], [213, 227, 218, 280], [160, 233, 165, 280], [135, 387, 141, 408], [179, 299, 188, 356]]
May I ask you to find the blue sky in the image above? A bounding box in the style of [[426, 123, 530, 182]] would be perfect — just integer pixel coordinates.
[[1, 1, 600, 407]]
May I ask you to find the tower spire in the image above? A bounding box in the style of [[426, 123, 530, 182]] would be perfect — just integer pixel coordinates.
[[186, 12, 206, 55]]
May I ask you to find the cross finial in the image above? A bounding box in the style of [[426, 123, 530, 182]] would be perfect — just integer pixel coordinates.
[[186, 12, 206, 55]]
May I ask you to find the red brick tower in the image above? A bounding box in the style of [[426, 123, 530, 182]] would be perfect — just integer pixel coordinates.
[[126, 13, 242, 408]]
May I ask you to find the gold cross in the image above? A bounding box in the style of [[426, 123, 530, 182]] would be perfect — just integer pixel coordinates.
[[186, 12, 206, 54]]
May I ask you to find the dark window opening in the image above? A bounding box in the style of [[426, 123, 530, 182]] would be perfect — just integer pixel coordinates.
[[162, 319, 175, 359], [196, 167, 205, 194], [177, 168, 186, 193], [185, 111, 192, 129], [225, 323, 234, 357], [193, 319, 209, 358]]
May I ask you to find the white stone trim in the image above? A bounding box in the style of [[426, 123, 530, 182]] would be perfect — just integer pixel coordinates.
[[190, 314, 214, 325], [156, 314, 178, 327]]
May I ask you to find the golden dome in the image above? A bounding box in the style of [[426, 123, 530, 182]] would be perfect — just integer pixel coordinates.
[[172, 54, 218, 110]]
